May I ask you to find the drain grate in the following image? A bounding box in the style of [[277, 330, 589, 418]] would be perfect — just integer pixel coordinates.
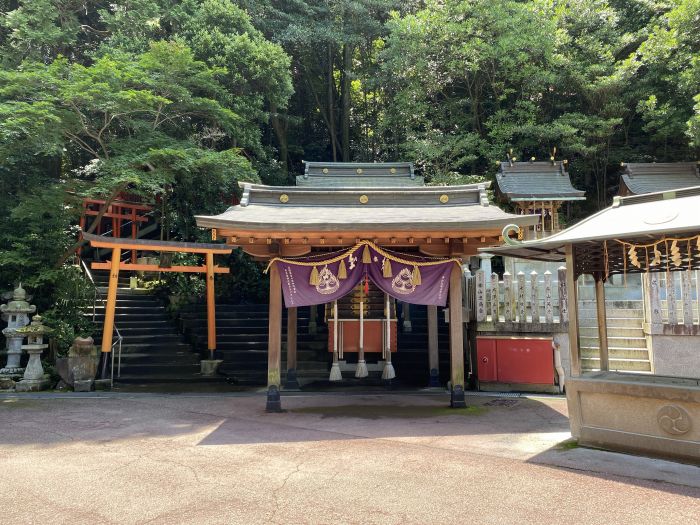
[[483, 398, 520, 407], [469, 391, 522, 398]]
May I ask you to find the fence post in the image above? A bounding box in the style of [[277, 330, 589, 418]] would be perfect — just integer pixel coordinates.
[[558, 266, 569, 324], [504, 271, 513, 322], [490, 272, 499, 323], [646, 272, 663, 328], [476, 269, 486, 322], [530, 270, 539, 323], [667, 272, 678, 325], [681, 270, 693, 328], [544, 270, 554, 324], [517, 271, 526, 323]]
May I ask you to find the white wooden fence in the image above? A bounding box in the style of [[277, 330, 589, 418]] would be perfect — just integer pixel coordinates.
[[475, 267, 569, 325], [645, 270, 700, 329]]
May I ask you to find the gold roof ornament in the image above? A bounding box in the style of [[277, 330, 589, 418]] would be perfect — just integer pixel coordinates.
[[323, 168, 329, 174], [359, 194, 369, 204], [439, 194, 449, 203], [357, 168, 363, 174], [279, 194, 289, 203], [390, 168, 396, 174]]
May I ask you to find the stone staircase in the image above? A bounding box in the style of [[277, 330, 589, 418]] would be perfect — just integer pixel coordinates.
[[178, 304, 329, 386], [578, 300, 652, 373], [91, 273, 223, 384]]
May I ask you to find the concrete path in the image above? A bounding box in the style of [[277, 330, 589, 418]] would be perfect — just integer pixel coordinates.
[[0, 392, 698, 524]]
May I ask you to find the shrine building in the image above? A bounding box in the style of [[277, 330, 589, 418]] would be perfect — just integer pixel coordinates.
[[195, 162, 538, 411], [618, 161, 700, 196], [496, 158, 585, 239]]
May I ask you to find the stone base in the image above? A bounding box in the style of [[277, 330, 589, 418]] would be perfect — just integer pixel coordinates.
[[15, 377, 51, 392], [429, 368, 440, 388], [94, 379, 112, 391], [450, 385, 467, 408], [284, 369, 301, 390], [73, 379, 94, 392], [265, 385, 283, 412], [200, 359, 223, 377], [0, 368, 24, 377], [0, 376, 17, 390]]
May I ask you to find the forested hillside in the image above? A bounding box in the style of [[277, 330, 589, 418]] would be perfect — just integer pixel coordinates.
[[0, 0, 698, 344]]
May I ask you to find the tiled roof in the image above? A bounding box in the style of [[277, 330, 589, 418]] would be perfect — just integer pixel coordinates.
[[195, 182, 540, 233], [496, 161, 585, 201], [620, 162, 700, 195], [296, 161, 424, 187]]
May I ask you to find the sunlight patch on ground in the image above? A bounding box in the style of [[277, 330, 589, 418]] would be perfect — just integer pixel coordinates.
[[290, 404, 487, 419]]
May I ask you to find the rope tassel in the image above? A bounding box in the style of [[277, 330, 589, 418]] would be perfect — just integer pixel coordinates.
[[338, 259, 347, 279], [383, 258, 393, 278], [362, 244, 372, 263], [411, 265, 422, 286], [309, 266, 320, 285]]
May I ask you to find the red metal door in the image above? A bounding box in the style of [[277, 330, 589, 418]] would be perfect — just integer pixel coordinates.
[[476, 338, 498, 382], [496, 338, 554, 384]]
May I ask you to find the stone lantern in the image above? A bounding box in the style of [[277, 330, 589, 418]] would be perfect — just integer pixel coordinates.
[[15, 315, 53, 392], [1, 284, 36, 378]]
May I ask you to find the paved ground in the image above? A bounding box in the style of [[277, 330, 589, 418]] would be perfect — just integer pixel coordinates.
[[0, 391, 698, 524]]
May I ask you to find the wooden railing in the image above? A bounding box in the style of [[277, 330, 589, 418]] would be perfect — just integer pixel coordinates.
[[475, 267, 569, 328]]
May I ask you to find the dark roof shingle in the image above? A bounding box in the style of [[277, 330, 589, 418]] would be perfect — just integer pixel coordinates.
[[496, 161, 585, 201], [620, 162, 700, 195]]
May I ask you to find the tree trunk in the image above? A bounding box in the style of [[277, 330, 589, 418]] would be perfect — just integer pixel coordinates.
[[341, 43, 352, 162], [270, 103, 289, 174], [327, 45, 338, 162]]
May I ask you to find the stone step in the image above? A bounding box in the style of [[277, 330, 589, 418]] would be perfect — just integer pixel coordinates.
[[578, 317, 644, 328], [579, 326, 645, 338], [580, 336, 648, 349], [581, 347, 651, 360], [581, 357, 652, 372]]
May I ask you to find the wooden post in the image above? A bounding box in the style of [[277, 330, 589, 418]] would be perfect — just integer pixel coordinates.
[[449, 263, 466, 407], [490, 272, 499, 322], [308, 304, 317, 334], [565, 246, 581, 376], [428, 305, 440, 387], [530, 271, 539, 323], [476, 270, 486, 322], [667, 272, 678, 325], [503, 271, 513, 322], [595, 276, 609, 372], [681, 270, 693, 329], [99, 247, 121, 379], [285, 307, 300, 389], [402, 302, 412, 332], [205, 252, 216, 360], [131, 208, 137, 264], [544, 270, 554, 324], [517, 271, 526, 323], [266, 263, 283, 412]]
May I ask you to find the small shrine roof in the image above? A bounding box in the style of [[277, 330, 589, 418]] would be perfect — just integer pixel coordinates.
[[195, 182, 539, 233], [496, 161, 585, 202], [620, 162, 700, 195], [480, 185, 700, 267], [297, 161, 424, 187]]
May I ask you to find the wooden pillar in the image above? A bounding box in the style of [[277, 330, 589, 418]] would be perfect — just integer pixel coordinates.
[[308, 304, 317, 334], [205, 252, 216, 360], [595, 276, 609, 372], [402, 302, 412, 332], [428, 305, 440, 387], [131, 208, 137, 263], [285, 307, 300, 389], [99, 247, 121, 379], [565, 245, 581, 376], [266, 263, 283, 412], [449, 263, 466, 407]]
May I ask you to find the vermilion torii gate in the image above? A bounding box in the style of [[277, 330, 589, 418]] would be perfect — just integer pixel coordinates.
[[83, 232, 232, 379]]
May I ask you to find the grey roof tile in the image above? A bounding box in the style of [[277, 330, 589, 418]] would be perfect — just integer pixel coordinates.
[[496, 161, 585, 201]]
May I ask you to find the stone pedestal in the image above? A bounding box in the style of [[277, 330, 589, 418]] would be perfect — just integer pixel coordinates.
[[0, 376, 17, 390], [200, 359, 223, 376], [73, 379, 94, 392], [284, 368, 301, 390]]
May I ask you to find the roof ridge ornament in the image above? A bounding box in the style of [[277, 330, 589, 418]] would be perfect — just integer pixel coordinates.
[[478, 184, 489, 206], [502, 224, 523, 246]]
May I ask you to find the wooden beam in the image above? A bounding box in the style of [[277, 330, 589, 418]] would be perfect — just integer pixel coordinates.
[[91, 262, 229, 274], [87, 240, 231, 254], [595, 276, 609, 371], [206, 252, 216, 359], [266, 263, 283, 412], [449, 264, 466, 407], [428, 305, 439, 387], [566, 245, 581, 376]]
